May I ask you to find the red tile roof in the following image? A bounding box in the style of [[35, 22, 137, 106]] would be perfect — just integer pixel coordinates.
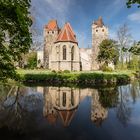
[[58, 110, 77, 127], [55, 23, 77, 44], [45, 20, 59, 31], [46, 114, 57, 124]]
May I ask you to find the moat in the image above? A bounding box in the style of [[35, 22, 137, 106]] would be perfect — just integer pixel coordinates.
[[0, 81, 140, 140]]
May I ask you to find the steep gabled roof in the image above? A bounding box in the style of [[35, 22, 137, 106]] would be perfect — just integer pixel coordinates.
[[58, 109, 77, 127], [55, 23, 78, 44], [46, 114, 57, 125], [94, 16, 104, 27], [44, 20, 59, 31]]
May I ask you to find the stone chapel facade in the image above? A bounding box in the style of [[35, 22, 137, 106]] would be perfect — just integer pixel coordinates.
[[44, 20, 81, 71]]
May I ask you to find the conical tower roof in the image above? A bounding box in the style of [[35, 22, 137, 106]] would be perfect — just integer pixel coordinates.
[[94, 16, 104, 27], [44, 20, 59, 31]]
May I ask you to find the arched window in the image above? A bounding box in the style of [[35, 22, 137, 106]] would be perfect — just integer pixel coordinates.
[[71, 91, 74, 106], [71, 46, 74, 61], [63, 45, 66, 60], [56, 46, 58, 53], [62, 92, 66, 107]]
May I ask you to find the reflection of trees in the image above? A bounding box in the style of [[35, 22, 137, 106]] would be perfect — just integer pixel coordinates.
[[116, 86, 132, 126], [130, 81, 140, 103], [98, 87, 119, 108], [0, 85, 43, 133]]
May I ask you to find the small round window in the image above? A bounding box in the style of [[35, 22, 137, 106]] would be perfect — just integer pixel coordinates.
[[96, 30, 98, 32]]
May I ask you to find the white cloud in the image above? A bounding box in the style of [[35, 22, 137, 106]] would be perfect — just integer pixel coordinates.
[[45, 0, 70, 12], [128, 11, 140, 23], [31, 0, 74, 26], [44, 0, 73, 25]]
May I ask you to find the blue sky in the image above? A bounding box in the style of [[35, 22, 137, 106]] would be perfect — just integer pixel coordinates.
[[31, 0, 140, 48]]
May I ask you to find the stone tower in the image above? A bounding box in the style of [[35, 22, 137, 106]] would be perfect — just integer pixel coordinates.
[[92, 17, 109, 70], [91, 90, 108, 126], [44, 20, 59, 68]]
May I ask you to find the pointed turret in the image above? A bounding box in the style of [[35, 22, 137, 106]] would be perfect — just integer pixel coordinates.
[[44, 20, 59, 31], [94, 16, 104, 27]]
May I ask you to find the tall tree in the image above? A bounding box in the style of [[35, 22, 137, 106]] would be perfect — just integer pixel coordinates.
[[127, 0, 140, 8], [129, 41, 140, 55], [97, 39, 119, 65], [129, 41, 140, 70], [117, 24, 132, 69], [0, 0, 32, 80]]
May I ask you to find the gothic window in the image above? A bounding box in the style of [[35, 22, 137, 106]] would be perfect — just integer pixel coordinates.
[[52, 31, 54, 34], [102, 29, 104, 32], [62, 92, 66, 107], [63, 45, 66, 60], [96, 29, 98, 32], [56, 46, 58, 53], [71, 46, 74, 60], [71, 91, 74, 106]]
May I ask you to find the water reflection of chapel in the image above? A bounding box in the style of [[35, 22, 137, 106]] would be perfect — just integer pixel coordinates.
[[39, 87, 108, 127]]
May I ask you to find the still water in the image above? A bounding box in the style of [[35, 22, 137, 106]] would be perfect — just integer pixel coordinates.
[[0, 82, 140, 140]]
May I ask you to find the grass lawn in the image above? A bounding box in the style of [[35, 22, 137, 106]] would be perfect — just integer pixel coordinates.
[[16, 69, 135, 76]]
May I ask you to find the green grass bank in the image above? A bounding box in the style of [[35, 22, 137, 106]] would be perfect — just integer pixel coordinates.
[[17, 70, 136, 86]]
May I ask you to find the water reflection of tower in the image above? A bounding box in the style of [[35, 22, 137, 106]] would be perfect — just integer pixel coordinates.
[[43, 87, 58, 124], [43, 87, 80, 126], [91, 89, 108, 126]]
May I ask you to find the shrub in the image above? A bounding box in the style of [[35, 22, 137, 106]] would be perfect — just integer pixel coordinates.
[[63, 70, 70, 73], [52, 70, 56, 73], [18, 70, 132, 86], [101, 64, 113, 72], [26, 52, 37, 69], [57, 70, 63, 74]]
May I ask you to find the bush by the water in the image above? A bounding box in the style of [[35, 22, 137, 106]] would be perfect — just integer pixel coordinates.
[[63, 70, 70, 73], [18, 70, 131, 86], [100, 64, 113, 72], [51, 70, 56, 73]]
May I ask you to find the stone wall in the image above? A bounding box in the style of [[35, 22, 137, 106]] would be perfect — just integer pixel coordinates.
[[49, 42, 80, 71], [80, 48, 92, 71]]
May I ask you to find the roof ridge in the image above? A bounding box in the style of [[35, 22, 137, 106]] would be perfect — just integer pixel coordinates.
[[66, 23, 70, 41]]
